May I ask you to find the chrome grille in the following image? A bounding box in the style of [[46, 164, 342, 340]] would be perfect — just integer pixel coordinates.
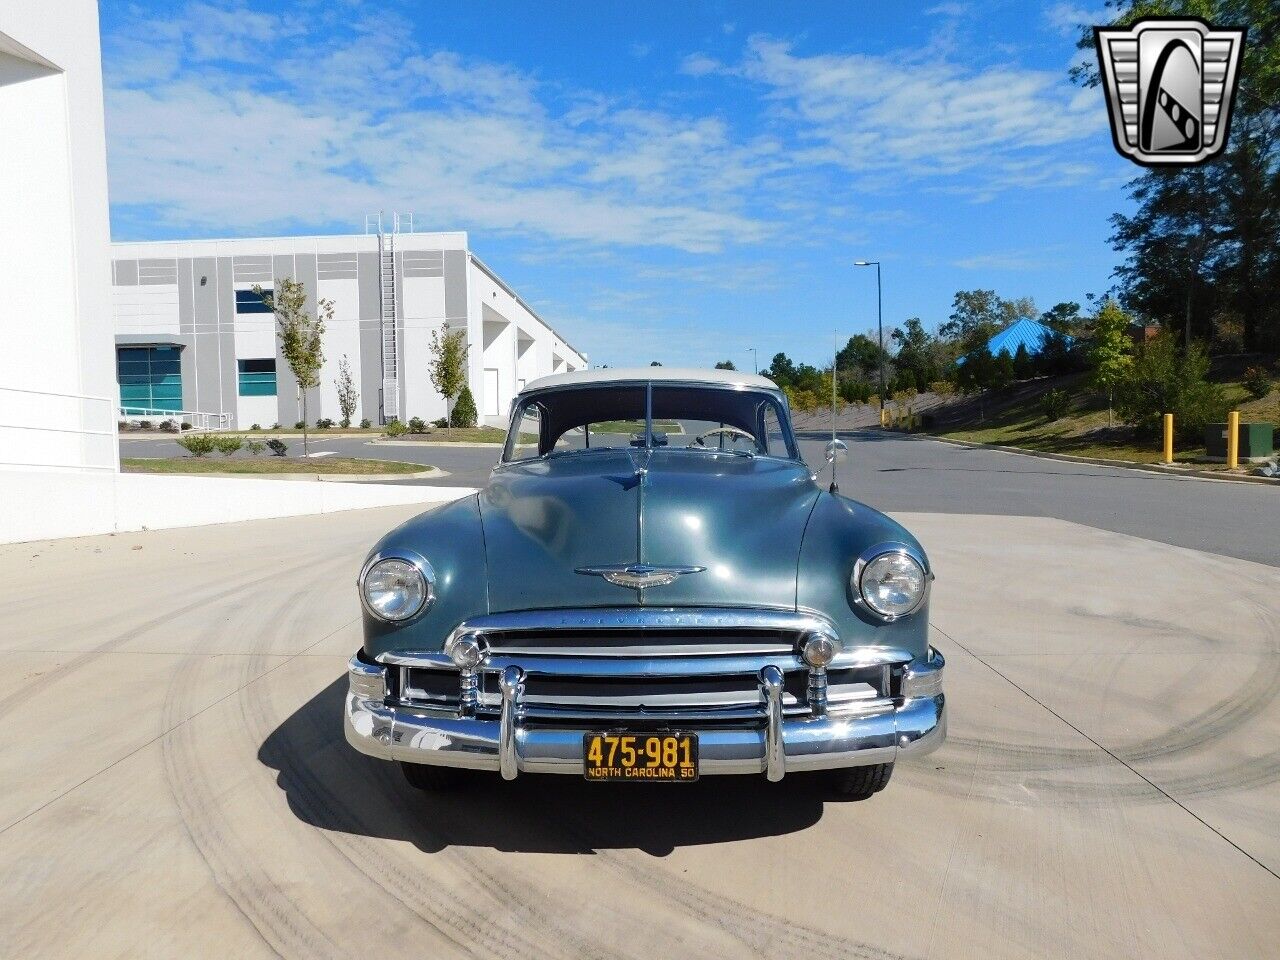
[[384, 608, 906, 727]]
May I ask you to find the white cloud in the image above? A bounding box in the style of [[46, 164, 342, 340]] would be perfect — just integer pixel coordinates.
[[726, 35, 1105, 192], [924, 3, 969, 17], [679, 53, 723, 77], [103, 6, 775, 252], [952, 251, 1045, 270], [1044, 3, 1103, 38]]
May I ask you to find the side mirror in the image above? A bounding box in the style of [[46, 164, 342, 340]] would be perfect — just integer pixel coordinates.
[[825, 439, 848, 464]]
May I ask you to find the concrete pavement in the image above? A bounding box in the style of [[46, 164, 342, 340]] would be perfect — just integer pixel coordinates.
[[2, 503, 1277, 959]]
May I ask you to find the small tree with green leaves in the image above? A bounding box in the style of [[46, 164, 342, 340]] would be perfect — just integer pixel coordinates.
[[451, 385, 478, 428], [428, 325, 468, 434], [254, 278, 331, 456], [1089, 299, 1134, 428], [336, 354, 358, 428]]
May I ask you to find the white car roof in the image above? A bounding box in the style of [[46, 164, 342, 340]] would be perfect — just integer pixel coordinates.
[[521, 367, 779, 393]]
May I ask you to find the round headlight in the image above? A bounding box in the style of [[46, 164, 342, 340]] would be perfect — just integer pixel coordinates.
[[361, 557, 429, 622], [857, 550, 927, 620]]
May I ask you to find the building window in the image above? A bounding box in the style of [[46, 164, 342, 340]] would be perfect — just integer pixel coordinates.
[[235, 288, 273, 314], [118, 345, 182, 413], [237, 358, 277, 396]]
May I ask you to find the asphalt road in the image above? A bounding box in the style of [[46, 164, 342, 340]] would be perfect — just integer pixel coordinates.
[[4, 504, 1277, 958], [122, 430, 1278, 566]]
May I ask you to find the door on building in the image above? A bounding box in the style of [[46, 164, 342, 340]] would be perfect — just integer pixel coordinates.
[[117, 346, 182, 414], [483, 368, 501, 418]]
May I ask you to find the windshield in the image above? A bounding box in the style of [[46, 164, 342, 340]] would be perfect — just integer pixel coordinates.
[[503, 383, 798, 462]]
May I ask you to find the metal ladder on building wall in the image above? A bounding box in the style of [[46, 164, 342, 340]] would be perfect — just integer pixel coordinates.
[[367, 212, 414, 423]]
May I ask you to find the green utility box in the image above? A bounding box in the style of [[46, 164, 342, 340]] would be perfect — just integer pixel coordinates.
[[1204, 422, 1275, 462]]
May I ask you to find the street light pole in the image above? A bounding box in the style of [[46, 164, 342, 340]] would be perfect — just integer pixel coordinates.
[[748, 348, 758, 374], [854, 260, 884, 413]]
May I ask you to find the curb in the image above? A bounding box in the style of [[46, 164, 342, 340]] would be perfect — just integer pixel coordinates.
[[919, 432, 1278, 486], [368, 439, 504, 449], [122, 463, 442, 483]]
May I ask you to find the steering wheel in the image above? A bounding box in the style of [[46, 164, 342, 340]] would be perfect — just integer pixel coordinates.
[[694, 426, 757, 448]]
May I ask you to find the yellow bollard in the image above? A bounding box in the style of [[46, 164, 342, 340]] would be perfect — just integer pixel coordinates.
[[880, 407, 888, 429], [1162, 413, 1173, 464], [1227, 409, 1240, 470]]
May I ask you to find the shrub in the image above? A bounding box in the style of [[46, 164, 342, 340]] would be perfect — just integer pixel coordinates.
[[1242, 366, 1272, 401], [451, 385, 478, 427], [180, 422, 193, 431], [928, 380, 957, 399], [139, 419, 153, 430], [359, 418, 371, 429], [1114, 333, 1227, 443], [117, 419, 128, 431], [1040, 388, 1070, 422], [271, 422, 280, 430], [340, 417, 351, 428], [249, 423, 261, 431], [384, 418, 407, 437], [266, 438, 288, 456], [246, 439, 266, 456], [159, 419, 179, 433], [315, 418, 333, 429], [408, 416, 426, 433], [294, 421, 306, 430], [176, 433, 217, 457], [213, 434, 243, 456], [431, 417, 449, 428]]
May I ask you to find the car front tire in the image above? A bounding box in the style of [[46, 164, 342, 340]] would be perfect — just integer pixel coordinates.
[[828, 762, 894, 799]]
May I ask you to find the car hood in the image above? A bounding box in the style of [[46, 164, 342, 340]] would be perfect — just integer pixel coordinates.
[[479, 448, 821, 612]]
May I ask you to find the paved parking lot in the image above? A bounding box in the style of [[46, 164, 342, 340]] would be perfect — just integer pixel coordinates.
[[2, 496, 1277, 959], [121, 429, 1279, 565]]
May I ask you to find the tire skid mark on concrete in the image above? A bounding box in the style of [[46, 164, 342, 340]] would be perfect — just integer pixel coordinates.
[[0, 556, 324, 719], [159, 567, 347, 958]]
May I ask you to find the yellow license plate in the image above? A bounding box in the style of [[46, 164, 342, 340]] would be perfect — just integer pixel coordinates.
[[582, 732, 699, 782]]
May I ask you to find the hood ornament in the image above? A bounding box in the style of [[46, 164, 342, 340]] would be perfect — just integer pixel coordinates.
[[576, 563, 705, 590]]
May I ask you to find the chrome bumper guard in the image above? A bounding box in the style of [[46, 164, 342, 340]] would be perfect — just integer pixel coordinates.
[[345, 618, 946, 780]]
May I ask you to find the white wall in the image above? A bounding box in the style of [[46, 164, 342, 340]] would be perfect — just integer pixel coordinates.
[[399, 274, 449, 424], [0, 472, 477, 544], [0, 1, 115, 473]]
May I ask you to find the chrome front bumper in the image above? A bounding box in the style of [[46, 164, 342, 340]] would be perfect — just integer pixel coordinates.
[[344, 646, 946, 780]]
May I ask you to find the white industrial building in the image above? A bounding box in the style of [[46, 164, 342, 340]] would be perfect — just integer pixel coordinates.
[[111, 228, 587, 430], [0, 0, 117, 474]]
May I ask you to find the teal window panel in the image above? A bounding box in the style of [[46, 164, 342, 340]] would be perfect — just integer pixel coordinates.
[[116, 345, 184, 413], [237, 358, 277, 397]]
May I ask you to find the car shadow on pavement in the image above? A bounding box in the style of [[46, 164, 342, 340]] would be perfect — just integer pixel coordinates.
[[259, 678, 834, 856]]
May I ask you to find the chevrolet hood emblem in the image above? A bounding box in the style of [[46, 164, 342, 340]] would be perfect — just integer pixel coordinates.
[[575, 563, 706, 590]]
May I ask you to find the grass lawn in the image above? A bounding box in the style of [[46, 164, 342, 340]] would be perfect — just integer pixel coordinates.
[[122, 457, 430, 475], [928, 371, 1278, 469], [590, 419, 682, 433]]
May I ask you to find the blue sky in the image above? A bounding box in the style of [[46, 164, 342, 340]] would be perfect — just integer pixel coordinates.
[[99, 0, 1128, 368]]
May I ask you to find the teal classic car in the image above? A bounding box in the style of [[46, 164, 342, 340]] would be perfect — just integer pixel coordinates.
[[345, 368, 945, 798]]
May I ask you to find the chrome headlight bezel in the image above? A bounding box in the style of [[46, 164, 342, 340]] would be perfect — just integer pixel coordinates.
[[852, 542, 930, 622], [358, 550, 435, 623]]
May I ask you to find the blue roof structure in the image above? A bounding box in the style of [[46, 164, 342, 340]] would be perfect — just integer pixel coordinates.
[[986, 317, 1071, 357], [956, 317, 1073, 364]]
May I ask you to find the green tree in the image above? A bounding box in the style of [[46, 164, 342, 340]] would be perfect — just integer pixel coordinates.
[[1073, 0, 1280, 352], [335, 354, 358, 429], [1089, 299, 1135, 427], [836, 333, 888, 380], [892, 318, 939, 388], [1115, 332, 1227, 442], [255, 278, 330, 457], [428, 325, 468, 434], [761, 352, 797, 387], [1012, 343, 1034, 381], [1040, 301, 1082, 335], [714, 360, 737, 370], [451, 384, 478, 428]]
